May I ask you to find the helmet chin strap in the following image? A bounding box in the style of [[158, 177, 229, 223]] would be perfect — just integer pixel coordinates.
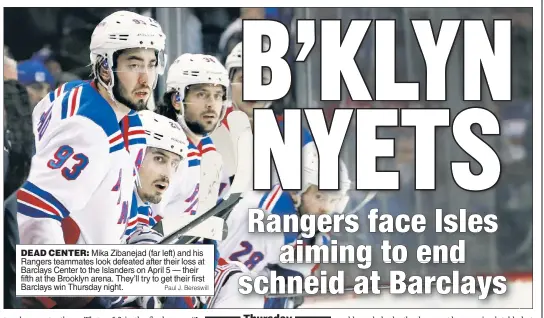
[[176, 113, 192, 135], [97, 59, 129, 117], [97, 63, 146, 189]]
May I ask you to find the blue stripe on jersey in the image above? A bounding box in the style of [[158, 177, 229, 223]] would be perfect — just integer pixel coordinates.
[[277, 119, 314, 147], [258, 187, 299, 245], [48, 91, 55, 103], [17, 203, 61, 222], [75, 82, 121, 138], [127, 110, 143, 127], [124, 192, 153, 237], [283, 230, 298, 245], [60, 92, 70, 119], [257, 185, 281, 211], [109, 143, 125, 153], [218, 182, 228, 196], [188, 159, 200, 167], [271, 192, 298, 244], [321, 234, 330, 246], [258, 194, 267, 209], [200, 136, 213, 146], [265, 192, 296, 216], [17, 181, 70, 221], [148, 218, 157, 228], [129, 138, 146, 146], [48, 80, 87, 103]]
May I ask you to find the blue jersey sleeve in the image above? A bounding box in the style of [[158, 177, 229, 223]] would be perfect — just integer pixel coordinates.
[[257, 184, 299, 245]]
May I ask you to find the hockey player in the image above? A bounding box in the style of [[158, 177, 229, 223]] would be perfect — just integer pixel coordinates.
[[222, 41, 272, 129], [146, 53, 262, 309], [154, 53, 231, 225], [95, 110, 193, 310], [17, 10, 167, 247], [122, 110, 189, 239], [217, 145, 351, 308]]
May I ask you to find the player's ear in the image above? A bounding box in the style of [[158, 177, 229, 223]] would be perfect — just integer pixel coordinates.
[[99, 60, 111, 84], [171, 92, 182, 111]]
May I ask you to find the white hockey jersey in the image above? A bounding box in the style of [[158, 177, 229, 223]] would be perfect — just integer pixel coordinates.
[[217, 184, 330, 277], [123, 190, 155, 239], [149, 135, 230, 228], [18, 80, 147, 245]]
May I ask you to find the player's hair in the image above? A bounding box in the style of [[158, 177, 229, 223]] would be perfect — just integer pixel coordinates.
[[156, 86, 195, 122], [156, 91, 178, 121]]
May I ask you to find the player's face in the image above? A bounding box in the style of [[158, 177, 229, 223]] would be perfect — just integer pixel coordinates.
[[299, 185, 342, 216], [231, 68, 271, 119], [113, 48, 158, 111], [182, 84, 224, 135], [137, 147, 181, 204]]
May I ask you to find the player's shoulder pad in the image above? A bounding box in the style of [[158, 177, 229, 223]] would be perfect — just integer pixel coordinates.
[[276, 116, 314, 147], [59, 82, 145, 152], [47, 80, 88, 103], [43, 114, 110, 151], [257, 184, 296, 216]]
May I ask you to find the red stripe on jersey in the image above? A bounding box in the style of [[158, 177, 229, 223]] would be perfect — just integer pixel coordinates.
[[122, 116, 130, 151], [201, 146, 216, 154], [18, 190, 61, 217], [221, 105, 235, 131], [61, 216, 81, 244], [127, 216, 149, 227], [218, 257, 228, 266], [129, 129, 145, 137], [69, 86, 81, 117], [55, 83, 65, 98], [110, 134, 122, 144], [265, 186, 281, 211]]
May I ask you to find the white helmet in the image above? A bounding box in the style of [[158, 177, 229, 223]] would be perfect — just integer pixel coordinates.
[[165, 53, 230, 133], [225, 42, 243, 79], [299, 144, 352, 213], [225, 41, 270, 78], [225, 41, 272, 109], [138, 110, 189, 159], [90, 11, 167, 90]]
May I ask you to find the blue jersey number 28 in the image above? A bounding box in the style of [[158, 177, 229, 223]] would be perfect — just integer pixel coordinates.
[[47, 145, 89, 180], [229, 241, 264, 270]]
